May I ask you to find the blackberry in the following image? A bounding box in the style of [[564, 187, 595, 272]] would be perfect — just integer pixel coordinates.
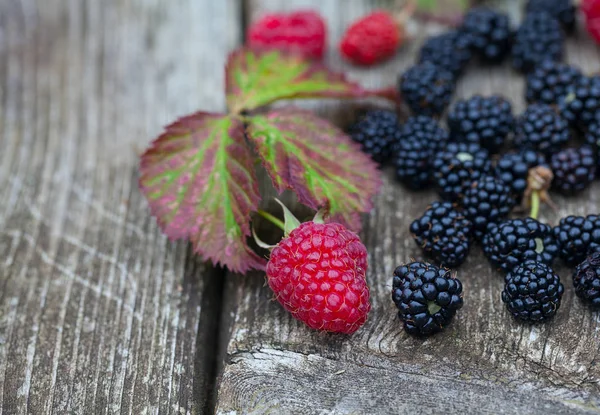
[[525, 60, 583, 105], [573, 252, 600, 308], [550, 146, 597, 194], [393, 116, 449, 189], [348, 109, 402, 163], [433, 142, 492, 202], [553, 215, 600, 266], [418, 30, 473, 79], [409, 202, 473, 268], [585, 113, 600, 171], [459, 175, 516, 240], [495, 149, 547, 203], [482, 217, 559, 273], [512, 12, 564, 73], [447, 95, 514, 153], [461, 7, 512, 63], [514, 104, 570, 155], [392, 261, 463, 335], [559, 75, 600, 129], [399, 62, 455, 117], [526, 0, 576, 33], [502, 260, 564, 322]]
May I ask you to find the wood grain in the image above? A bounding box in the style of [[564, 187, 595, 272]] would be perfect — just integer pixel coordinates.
[[0, 0, 240, 413], [215, 1, 600, 413]]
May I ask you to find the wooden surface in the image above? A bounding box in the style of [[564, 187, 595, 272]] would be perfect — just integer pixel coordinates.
[[1, 0, 600, 414]]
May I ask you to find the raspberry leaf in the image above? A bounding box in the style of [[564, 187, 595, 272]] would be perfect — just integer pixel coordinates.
[[139, 112, 266, 273], [226, 48, 396, 113], [246, 108, 381, 231]]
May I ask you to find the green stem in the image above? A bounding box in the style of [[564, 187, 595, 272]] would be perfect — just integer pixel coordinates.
[[257, 210, 285, 231], [530, 190, 540, 220]]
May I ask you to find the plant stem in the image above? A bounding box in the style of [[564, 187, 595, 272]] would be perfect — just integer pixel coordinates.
[[530, 190, 540, 220], [257, 210, 285, 231]]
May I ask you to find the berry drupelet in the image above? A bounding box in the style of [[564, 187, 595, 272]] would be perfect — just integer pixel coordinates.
[[573, 251, 600, 308], [447, 95, 514, 153], [433, 142, 492, 202], [399, 62, 455, 117], [495, 149, 547, 203], [502, 260, 564, 322], [348, 109, 402, 163], [553, 215, 600, 266], [525, 60, 583, 105], [559, 75, 600, 129], [585, 113, 600, 170], [512, 11, 564, 73], [410, 202, 473, 268], [526, 0, 576, 33], [482, 217, 559, 273], [461, 7, 512, 63], [514, 104, 570, 156], [418, 30, 473, 79], [392, 261, 464, 335], [550, 146, 597, 194], [459, 175, 516, 240]]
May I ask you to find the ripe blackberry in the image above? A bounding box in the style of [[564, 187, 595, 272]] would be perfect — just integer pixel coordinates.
[[447, 95, 514, 153], [392, 261, 464, 335], [502, 260, 564, 322], [585, 113, 600, 170], [348, 109, 402, 163], [459, 175, 516, 240], [409, 202, 473, 268], [393, 116, 449, 189], [550, 146, 597, 194], [399, 62, 455, 117], [573, 252, 600, 308], [512, 12, 564, 73], [418, 30, 473, 79], [433, 142, 492, 202], [525, 60, 583, 105], [514, 104, 570, 155], [526, 0, 576, 33], [553, 215, 600, 266], [461, 7, 512, 63], [559, 75, 600, 129], [495, 149, 547, 203], [482, 218, 559, 273]]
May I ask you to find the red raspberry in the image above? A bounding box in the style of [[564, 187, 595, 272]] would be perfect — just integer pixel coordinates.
[[582, 0, 600, 43], [266, 221, 371, 334], [247, 10, 327, 59], [340, 11, 401, 66]]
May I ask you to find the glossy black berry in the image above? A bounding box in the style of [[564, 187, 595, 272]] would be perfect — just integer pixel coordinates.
[[559, 75, 600, 129], [447, 95, 514, 153], [573, 252, 600, 308], [502, 260, 564, 322], [418, 30, 473, 79], [550, 146, 597, 194], [410, 202, 473, 268], [392, 261, 463, 335], [525, 60, 583, 105], [433, 142, 492, 202], [348, 109, 402, 163], [399, 62, 455, 117], [482, 218, 559, 273], [585, 114, 600, 171], [461, 7, 512, 63], [495, 149, 546, 203], [526, 0, 576, 33], [514, 104, 570, 155], [553, 215, 600, 266], [512, 12, 564, 73]]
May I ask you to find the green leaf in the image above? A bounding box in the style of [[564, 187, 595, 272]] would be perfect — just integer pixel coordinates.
[[415, 0, 470, 25], [139, 112, 266, 273], [246, 108, 382, 231], [225, 48, 396, 113]]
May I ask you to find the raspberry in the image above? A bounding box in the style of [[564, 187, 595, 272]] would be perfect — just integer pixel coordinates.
[[392, 262, 464, 335], [340, 11, 400, 66], [512, 11, 564, 73], [461, 7, 512, 63], [418, 30, 473, 79], [573, 251, 600, 308], [348, 109, 402, 163], [526, 0, 576, 33], [399, 62, 455, 117], [495, 149, 547, 203], [502, 260, 564, 322], [514, 104, 570, 155], [582, 0, 600, 43], [525, 60, 583, 105], [266, 221, 371, 334], [550, 146, 597, 194]]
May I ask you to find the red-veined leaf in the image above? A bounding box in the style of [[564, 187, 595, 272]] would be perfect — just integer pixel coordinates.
[[246, 108, 382, 231], [139, 112, 266, 273], [225, 48, 396, 113]]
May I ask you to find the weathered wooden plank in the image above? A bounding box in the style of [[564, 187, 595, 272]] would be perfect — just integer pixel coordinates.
[[215, 1, 600, 413], [0, 0, 241, 413]]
